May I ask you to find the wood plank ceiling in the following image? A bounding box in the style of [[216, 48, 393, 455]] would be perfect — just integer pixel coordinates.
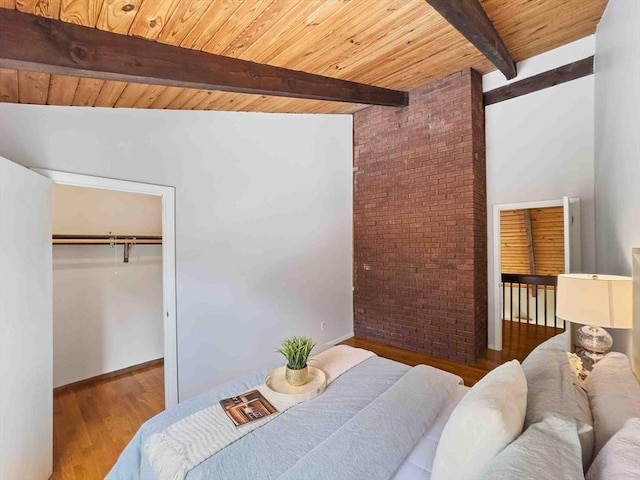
[[0, 0, 608, 114]]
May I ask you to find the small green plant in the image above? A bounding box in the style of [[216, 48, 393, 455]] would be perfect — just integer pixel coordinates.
[[276, 336, 316, 370]]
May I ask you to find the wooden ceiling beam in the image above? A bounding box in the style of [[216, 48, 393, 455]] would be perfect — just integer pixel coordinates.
[[0, 9, 408, 108], [484, 56, 594, 106], [425, 0, 517, 80]]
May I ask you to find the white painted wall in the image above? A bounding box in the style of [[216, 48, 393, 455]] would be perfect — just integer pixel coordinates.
[[53, 184, 162, 236], [633, 249, 640, 378], [0, 105, 354, 401], [52, 245, 163, 387], [484, 38, 596, 349], [594, 0, 640, 277], [0, 157, 52, 480], [593, 0, 640, 361]]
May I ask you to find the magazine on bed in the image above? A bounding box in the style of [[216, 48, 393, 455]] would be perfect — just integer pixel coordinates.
[[220, 389, 278, 427]]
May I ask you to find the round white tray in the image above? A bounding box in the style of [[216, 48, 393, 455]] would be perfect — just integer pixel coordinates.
[[264, 366, 327, 402]]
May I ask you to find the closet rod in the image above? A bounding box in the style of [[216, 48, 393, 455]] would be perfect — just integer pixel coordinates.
[[52, 234, 162, 245], [52, 235, 162, 263]]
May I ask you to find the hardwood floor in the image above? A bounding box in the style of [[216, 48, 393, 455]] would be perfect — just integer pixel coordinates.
[[499, 320, 563, 365], [50, 362, 164, 480], [341, 321, 562, 386], [49, 321, 559, 478]]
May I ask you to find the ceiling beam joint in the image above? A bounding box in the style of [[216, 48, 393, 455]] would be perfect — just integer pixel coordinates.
[[425, 0, 517, 80]]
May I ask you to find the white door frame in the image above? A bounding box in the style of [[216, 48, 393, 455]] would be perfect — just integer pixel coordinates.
[[491, 198, 566, 351], [32, 168, 178, 408]]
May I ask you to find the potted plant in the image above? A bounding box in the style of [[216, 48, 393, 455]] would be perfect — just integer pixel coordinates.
[[276, 336, 316, 386]]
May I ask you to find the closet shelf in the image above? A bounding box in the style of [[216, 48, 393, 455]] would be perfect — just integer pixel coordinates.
[[52, 235, 162, 263]]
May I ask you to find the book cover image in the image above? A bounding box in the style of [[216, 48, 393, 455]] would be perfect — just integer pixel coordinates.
[[220, 389, 278, 427]]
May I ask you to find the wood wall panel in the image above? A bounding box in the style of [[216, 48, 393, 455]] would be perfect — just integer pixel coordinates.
[[128, 0, 181, 40], [531, 206, 564, 276], [303, 2, 441, 78], [47, 75, 79, 104], [182, 90, 211, 110], [157, 0, 215, 47], [310, 2, 439, 79], [200, 90, 263, 112], [164, 88, 198, 110], [500, 209, 530, 274], [219, 1, 290, 58], [500, 206, 564, 276], [93, 80, 127, 106], [0, 0, 608, 112], [264, 0, 375, 69], [96, 0, 143, 34], [132, 85, 168, 108], [0, 68, 19, 102], [16, 0, 61, 17], [113, 83, 148, 107], [200, 0, 275, 55], [189, 90, 217, 110], [238, 0, 332, 63], [18, 71, 50, 103], [59, 0, 101, 26], [72, 78, 105, 106], [148, 86, 183, 109]]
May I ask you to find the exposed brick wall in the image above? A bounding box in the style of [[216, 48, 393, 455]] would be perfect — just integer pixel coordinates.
[[353, 69, 487, 364]]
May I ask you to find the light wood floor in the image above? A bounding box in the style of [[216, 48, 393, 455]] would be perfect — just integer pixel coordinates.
[[50, 362, 164, 480], [50, 321, 560, 479]]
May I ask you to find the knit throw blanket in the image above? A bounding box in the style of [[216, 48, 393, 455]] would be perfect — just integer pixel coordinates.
[[144, 345, 375, 480]]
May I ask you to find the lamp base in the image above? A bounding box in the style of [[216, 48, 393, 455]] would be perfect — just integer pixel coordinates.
[[575, 325, 613, 371], [575, 349, 604, 372]]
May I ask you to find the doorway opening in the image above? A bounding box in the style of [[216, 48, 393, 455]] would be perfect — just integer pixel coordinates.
[[33, 169, 178, 408], [51, 184, 164, 395], [491, 197, 581, 352]]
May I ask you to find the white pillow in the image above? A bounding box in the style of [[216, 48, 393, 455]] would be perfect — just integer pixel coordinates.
[[584, 352, 640, 455], [586, 417, 640, 480], [431, 360, 527, 480]]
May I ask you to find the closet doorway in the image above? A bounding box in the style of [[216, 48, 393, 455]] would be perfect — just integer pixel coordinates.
[[34, 169, 178, 408], [52, 184, 164, 392], [491, 197, 581, 352]]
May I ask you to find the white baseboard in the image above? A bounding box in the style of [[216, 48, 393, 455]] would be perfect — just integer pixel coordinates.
[[325, 331, 354, 347]]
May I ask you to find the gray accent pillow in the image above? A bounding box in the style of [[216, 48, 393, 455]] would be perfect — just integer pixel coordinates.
[[584, 352, 640, 456], [521, 333, 594, 470], [479, 416, 584, 480], [586, 417, 640, 480]]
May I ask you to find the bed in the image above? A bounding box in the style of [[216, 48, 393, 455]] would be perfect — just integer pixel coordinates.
[[107, 336, 640, 480]]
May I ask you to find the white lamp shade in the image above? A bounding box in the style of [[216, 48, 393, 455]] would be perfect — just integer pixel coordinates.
[[556, 274, 633, 329]]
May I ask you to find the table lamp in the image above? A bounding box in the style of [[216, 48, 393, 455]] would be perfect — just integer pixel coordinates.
[[556, 274, 632, 369]]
